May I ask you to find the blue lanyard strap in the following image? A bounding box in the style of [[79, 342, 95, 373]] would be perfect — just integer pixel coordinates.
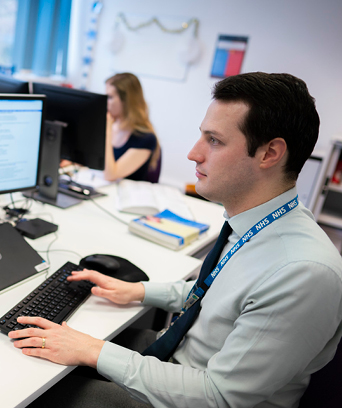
[[181, 195, 299, 313]]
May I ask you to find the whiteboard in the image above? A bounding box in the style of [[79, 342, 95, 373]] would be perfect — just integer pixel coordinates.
[[108, 13, 196, 82]]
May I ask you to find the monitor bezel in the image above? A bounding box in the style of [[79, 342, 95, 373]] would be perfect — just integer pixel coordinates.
[[0, 74, 30, 94], [0, 93, 46, 195]]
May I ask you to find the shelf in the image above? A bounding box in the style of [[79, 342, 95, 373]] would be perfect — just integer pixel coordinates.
[[317, 212, 342, 229], [313, 136, 342, 231], [328, 183, 342, 193]]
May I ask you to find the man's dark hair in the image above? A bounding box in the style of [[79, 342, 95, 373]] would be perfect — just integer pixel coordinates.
[[213, 72, 320, 180]]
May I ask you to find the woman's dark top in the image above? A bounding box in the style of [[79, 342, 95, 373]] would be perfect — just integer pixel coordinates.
[[113, 131, 157, 182]]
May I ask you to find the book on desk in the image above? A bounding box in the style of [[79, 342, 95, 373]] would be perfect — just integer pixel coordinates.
[[129, 209, 210, 250]]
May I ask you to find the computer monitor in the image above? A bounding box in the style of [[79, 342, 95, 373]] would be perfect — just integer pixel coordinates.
[[32, 82, 107, 170], [0, 74, 29, 94], [297, 153, 325, 211], [0, 94, 45, 196]]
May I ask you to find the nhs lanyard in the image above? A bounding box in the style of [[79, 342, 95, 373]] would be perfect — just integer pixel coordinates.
[[181, 195, 299, 314]]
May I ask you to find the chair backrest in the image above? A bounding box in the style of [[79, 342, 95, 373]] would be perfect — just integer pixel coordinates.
[[147, 149, 162, 183], [298, 338, 342, 407]]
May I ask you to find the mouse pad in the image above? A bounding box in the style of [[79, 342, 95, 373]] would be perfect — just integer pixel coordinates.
[[79, 255, 149, 282]]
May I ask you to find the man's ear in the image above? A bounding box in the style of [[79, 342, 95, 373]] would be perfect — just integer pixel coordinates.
[[259, 138, 287, 169]]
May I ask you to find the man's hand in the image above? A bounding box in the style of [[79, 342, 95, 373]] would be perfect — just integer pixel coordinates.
[[67, 269, 146, 304], [8, 317, 105, 367], [8, 270, 145, 365]]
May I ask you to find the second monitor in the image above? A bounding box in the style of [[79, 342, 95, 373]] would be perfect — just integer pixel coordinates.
[[30, 83, 107, 207], [32, 82, 107, 171], [0, 74, 29, 94]]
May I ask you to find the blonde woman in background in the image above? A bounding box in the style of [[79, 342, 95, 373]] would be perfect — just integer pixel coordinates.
[[104, 72, 161, 182]]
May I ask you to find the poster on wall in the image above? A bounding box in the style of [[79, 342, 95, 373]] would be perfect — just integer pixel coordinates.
[[211, 35, 249, 78]]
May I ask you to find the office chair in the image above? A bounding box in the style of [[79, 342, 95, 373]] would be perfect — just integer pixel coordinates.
[[147, 148, 162, 183], [298, 337, 342, 407]]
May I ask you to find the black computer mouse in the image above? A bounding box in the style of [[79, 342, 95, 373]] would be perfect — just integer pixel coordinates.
[[80, 254, 120, 273], [79, 254, 149, 282]]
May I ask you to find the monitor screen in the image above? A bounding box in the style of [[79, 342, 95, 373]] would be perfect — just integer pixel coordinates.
[[32, 82, 107, 170], [0, 94, 45, 194], [0, 74, 29, 94]]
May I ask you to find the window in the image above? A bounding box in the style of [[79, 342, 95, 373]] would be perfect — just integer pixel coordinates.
[[2, 0, 72, 78], [0, 0, 18, 74]]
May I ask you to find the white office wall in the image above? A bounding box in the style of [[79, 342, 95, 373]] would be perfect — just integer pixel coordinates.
[[67, 0, 342, 189]]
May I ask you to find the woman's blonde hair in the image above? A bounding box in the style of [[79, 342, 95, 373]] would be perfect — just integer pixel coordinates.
[[106, 72, 160, 170]]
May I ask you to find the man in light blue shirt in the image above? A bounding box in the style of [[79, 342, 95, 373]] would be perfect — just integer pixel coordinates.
[[11, 72, 342, 408]]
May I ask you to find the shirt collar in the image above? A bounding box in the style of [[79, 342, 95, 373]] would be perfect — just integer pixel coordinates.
[[223, 186, 298, 238]]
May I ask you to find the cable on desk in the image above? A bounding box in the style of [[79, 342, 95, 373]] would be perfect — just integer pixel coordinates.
[[32, 205, 81, 262], [88, 196, 129, 225], [43, 231, 59, 265], [9, 194, 33, 212], [2, 194, 32, 221], [37, 248, 83, 261]]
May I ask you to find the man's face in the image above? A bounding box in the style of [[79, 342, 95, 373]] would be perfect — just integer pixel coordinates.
[[187, 100, 261, 214]]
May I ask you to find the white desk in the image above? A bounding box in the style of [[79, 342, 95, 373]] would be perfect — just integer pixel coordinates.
[[0, 183, 224, 408]]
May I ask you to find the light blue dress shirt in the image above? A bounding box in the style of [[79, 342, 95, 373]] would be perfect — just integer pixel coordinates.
[[97, 187, 342, 408]]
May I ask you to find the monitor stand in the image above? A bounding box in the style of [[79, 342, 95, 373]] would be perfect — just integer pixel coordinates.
[[23, 120, 82, 209], [24, 189, 81, 209], [58, 179, 106, 201]]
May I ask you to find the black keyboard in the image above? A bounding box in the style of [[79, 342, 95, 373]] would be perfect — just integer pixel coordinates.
[[0, 262, 94, 335]]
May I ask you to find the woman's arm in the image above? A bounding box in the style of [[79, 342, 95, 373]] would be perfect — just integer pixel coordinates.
[[104, 113, 151, 181]]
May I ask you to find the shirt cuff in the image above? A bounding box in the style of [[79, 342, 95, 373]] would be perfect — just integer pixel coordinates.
[[97, 341, 133, 384], [141, 281, 170, 308]]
